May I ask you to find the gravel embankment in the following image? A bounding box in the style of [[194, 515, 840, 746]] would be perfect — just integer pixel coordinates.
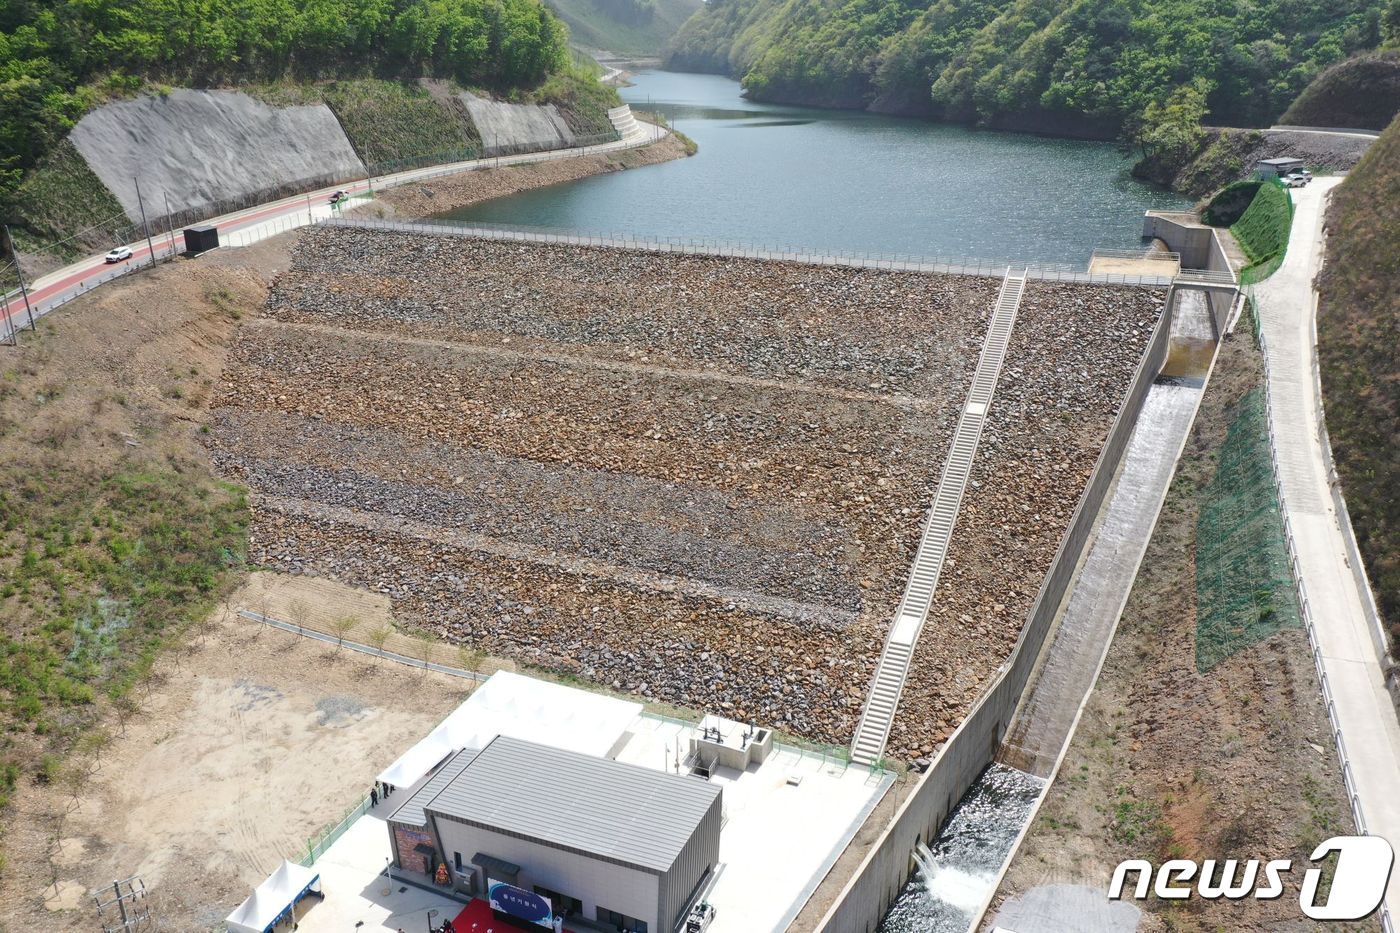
[[211, 226, 1161, 747], [366, 133, 691, 218], [888, 281, 1162, 759]]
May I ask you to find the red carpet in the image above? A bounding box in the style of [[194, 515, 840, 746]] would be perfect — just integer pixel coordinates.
[[452, 898, 501, 931], [451, 899, 582, 933]]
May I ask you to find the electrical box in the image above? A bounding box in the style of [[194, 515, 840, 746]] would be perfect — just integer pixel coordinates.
[[183, 225, 220, 255]]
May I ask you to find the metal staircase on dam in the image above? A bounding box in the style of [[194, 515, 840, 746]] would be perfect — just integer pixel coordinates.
[[849, 269, 1027, 767]]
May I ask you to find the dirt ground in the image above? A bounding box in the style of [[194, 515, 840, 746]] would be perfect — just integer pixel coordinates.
[[353, 132, 691, 219], [0, 609, 468, 932], [0, 143, 699, 931], [986, 314, 1361, 932]]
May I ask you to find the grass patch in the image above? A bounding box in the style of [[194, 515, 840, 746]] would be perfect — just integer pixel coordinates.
[[1194, 385, 1303, 670], [531, 66, 622, 137], [1202, 181, 1261, 228], [0, 464, 247, 796], [1231, 180, 1293, 278], [13, 140, 130, 258], [249, 78, 480, 172]]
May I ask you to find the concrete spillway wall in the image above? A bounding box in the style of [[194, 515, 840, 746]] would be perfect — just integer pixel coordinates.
[[812, 289, 1176, 933], [460, 92, 576, 155], [69, 88, 365, 224]]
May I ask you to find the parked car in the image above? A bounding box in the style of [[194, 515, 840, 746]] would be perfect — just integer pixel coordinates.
[[104, 245, 133, 263], [1281, 174, 1308, 188]]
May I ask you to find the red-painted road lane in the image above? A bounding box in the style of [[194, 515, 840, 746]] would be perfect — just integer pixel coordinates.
[[1, 117, 660, 333], [3, 175, 376, 329]]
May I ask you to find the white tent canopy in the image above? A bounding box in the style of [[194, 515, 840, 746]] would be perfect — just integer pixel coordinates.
[[226, 860, 321, 933], [377, 670, 642, 789]]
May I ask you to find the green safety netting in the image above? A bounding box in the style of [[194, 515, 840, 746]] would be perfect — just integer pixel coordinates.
[[1195, 386, 1302, 671]]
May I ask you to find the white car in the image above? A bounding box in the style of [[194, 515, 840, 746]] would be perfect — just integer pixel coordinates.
[[104, 245, 133, 263], [1281, 174, 1308, 188]]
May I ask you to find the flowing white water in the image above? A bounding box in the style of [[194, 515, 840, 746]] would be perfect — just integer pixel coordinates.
[[879, 764, 1045, 933], [881, 289, 1215, 931]]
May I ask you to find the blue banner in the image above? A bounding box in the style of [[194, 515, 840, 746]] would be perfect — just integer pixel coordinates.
[[488, 879, 553, 928]]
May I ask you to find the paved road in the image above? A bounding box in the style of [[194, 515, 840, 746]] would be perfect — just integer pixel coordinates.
[[2, 112, 665, 336], [1253, 177, 1400, 923], [1264, 125, 1381, 140]]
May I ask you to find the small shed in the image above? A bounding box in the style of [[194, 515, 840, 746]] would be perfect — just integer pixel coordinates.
[[183, 224, 220, 255], [1255, 157, 1304, 178], [225, 860, 322, 933]]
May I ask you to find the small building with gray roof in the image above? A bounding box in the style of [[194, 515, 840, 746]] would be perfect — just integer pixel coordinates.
[[388, 734, 722, 933]]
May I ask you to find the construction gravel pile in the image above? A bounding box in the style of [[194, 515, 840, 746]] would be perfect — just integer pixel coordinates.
[[210, 226, 1160, 748], [267, 227, 997, 397]]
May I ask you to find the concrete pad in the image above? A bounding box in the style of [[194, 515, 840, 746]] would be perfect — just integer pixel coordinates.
[[990, 883, 1140, 933], [613, 716, 892, 933], [1086, 255, 1180, 277], [293, 815, 463, 933]]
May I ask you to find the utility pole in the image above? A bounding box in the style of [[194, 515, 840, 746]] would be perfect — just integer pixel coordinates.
[[133, 177, 156, 269], [307, 193, 313, 224], [2, 289, 15, 346], [163, 191, 177, 256], [3, 225, 35, 331]]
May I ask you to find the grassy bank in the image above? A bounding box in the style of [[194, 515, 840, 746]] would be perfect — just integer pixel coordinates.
[[1232, 181, 1294, 281], [1317, 114, 1400, 642], [1281, 51, 1400, 131], [0, 251, 264, 871], [251, 79, 481, 171]]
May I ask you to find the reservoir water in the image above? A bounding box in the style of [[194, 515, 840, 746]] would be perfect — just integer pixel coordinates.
[[441, 70, 1191, 264]]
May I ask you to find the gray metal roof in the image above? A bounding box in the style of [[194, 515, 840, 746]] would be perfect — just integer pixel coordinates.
[[424, 735, 720, 873], [389, 747, 480, 827]]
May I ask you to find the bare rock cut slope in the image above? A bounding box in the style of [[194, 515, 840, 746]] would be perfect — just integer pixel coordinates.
[[69, 89, 365, 223]]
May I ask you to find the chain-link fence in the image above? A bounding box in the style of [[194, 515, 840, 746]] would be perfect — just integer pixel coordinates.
[[1194, 384, 1303, 671], [299, 792, 373, 867], [321, 216, 1182, 287]]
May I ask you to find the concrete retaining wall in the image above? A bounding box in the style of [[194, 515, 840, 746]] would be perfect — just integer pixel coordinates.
[[812, 292, 1175, 933], [461, 92, 575, 156], [69, 89, 365, 224], [1143, 212, 1234, 334]]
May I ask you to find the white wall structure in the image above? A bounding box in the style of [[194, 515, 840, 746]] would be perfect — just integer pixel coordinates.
[[69, 89, 365, 222]]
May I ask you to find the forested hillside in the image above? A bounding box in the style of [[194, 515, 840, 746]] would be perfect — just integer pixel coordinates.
[[547, 0, 701, 56], [0, 0, 572, 210], [1281, 51, 1400, 130], [667, 0, 1393, 136]]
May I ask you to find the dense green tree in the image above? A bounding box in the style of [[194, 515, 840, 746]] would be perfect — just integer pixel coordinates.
[[668, 0, 1389, 134], [0, 0, 571, 210]]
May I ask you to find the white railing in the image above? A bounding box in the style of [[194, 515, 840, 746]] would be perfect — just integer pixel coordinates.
[[319, 216, 1179, 286]]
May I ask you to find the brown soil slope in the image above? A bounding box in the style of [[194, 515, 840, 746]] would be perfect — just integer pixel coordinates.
[[989, 316, 1356, 932], [1317, 113, 1400, 643]]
